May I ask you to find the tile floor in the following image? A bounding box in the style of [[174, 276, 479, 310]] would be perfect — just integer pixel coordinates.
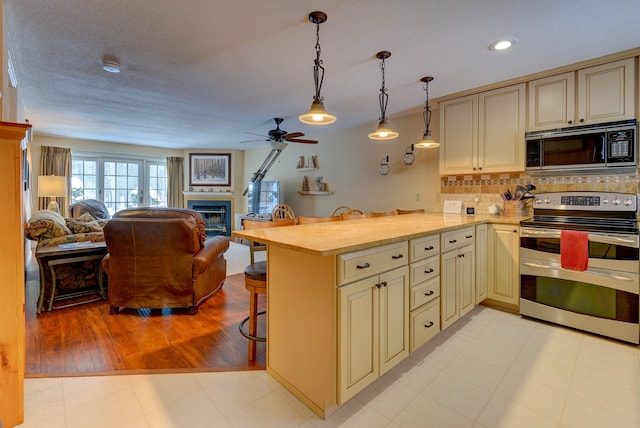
[[18, 306, 640, 428]]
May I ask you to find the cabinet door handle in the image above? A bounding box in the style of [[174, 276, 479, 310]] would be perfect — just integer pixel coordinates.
[[424, 290, 434, 296], [568, 120, 573, 125], [381, 281, 388, 287], [465, 235, 473, 239], [356, 262, 370, 269], [424, 268, 434, 274], [579, 118, 585, 123], [392, 254, 404, 260], [425, 245, 434, 251], [375, 282, 381, 288], [449, 239, 457, 244], [424, 321, 434, 328]]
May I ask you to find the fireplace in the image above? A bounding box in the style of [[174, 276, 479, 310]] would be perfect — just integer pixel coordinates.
[[187, 199, 232, 237]]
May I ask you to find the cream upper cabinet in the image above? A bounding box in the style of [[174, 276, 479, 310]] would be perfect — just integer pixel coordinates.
[[440, 83, 526, 174], [487, 224, 520, 307], [528, 58, 635, 131], [439, 94, 477, 174], [527, 72, 575, 131]]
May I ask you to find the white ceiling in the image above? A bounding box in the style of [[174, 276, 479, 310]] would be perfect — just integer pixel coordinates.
[[4, 0, 640, 149]]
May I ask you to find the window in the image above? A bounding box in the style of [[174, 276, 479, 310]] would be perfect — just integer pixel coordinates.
[[72, 155, 167, 215]]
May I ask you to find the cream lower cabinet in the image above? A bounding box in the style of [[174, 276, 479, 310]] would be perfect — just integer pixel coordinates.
[[475, 223, 488, 304], [440, 227, 475, 330], [409, 234, 441, 351], [338, 265, 409, 403], [487, 224, 520, 307]]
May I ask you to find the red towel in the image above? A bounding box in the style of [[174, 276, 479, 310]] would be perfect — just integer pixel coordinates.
[[560, 230, 589, 271]]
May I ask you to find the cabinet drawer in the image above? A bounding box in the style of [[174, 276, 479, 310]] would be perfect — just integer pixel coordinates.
[[410, 255, 439, 285], [410, 298, 440, 352], [442, 226, 475, 252], [337, 241, 408, 286], [410, 234, 440, 262], [410, 275, 440, 310]]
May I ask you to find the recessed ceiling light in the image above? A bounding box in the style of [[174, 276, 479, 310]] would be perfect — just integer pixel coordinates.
[[488, 38, 518, 51], [101, 56, 121, 73]]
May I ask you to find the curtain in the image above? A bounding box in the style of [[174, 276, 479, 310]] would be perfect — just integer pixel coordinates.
[[39, 146, 72, 216], [167, 156, 184, 208]]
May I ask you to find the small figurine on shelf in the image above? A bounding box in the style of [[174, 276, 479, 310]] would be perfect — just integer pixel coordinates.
[[311, 155, 319, 169], [302, 175, 310, 191], [297, 156, 306, 169], [315, 176, 328, 192]]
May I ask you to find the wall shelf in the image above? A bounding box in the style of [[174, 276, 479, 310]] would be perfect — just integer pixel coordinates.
[[295, 167, 317, 172], [298, 191, 333, 196]]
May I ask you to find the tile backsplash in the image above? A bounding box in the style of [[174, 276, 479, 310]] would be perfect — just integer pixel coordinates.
[[439, 172, 639, 216]]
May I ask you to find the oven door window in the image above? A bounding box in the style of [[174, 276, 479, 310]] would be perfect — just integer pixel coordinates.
[[521, 275, 639, 323], [542, 133, 605, 166], [520, 236, 639, 261]]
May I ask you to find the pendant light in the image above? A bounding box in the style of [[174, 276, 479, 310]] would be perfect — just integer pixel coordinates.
[[368, 51, 399, 140], [415, 76, 439, 148], [299, 11, 336, 125]]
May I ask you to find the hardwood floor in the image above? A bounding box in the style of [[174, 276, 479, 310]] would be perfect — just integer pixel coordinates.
[[25, 248, 266, 377]]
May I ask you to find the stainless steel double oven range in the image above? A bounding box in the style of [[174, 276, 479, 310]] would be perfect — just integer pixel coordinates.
[[520, 191, 640, 344]]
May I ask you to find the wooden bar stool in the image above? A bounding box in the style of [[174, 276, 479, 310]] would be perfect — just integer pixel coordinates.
[[238, 218, 296, 360]]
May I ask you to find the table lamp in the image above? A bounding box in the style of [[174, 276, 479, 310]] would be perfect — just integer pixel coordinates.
[[38, 175, 67, 214]]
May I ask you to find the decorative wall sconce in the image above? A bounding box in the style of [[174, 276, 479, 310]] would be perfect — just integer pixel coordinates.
[[368, 51, 399, 140], [378, 156, 390, 175], [415, 76, 439, 148], [299, 11, 336, 125], [403, 145, 415, 165]]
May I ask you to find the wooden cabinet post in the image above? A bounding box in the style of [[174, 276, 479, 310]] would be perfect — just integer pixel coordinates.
[[0, 122, 31, 428]]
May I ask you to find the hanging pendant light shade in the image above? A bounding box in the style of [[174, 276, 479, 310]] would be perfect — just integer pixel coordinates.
[[299, 11, 336, 125], [369, 51, 399, 140], [415, 76, 439, 148]]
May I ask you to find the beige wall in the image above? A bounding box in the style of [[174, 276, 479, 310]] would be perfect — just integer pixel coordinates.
[[30, 135, 182, 214], [242, 108, 442, 216], [29, 137, 248, 222]]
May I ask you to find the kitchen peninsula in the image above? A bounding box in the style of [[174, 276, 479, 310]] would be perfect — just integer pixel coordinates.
[[233, 213, 523, 418]]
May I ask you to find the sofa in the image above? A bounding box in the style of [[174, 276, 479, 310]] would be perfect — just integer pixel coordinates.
[[102, 207, 229, 314], [25, 209, 108, 301]]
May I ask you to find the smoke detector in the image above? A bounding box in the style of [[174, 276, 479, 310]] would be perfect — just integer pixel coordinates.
[[101, 56, 121, 73]]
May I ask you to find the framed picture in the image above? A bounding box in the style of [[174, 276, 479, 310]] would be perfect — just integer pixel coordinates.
[[189, 153, 231, 187]]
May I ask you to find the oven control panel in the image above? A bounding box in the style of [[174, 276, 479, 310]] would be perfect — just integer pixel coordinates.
[[533, 192, 637, 211]]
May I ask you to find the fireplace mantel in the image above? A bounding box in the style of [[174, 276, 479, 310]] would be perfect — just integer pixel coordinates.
[[183, 191, 233, 197]]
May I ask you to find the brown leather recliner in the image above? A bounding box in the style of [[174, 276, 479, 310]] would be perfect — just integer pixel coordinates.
[[102, 207, 229, 314]]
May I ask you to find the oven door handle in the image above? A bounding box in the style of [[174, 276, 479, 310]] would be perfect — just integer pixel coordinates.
[[521, 228, 638, 246], [521, 262, 635, 281]]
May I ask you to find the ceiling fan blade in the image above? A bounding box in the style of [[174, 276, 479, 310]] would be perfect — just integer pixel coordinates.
[[288, 138, 318, 144], [284, 132, 304, 139], [244, 131, 269, 138], [238, 138, 267, 144]]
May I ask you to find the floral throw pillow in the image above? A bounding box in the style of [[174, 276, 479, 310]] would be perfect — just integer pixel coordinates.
[[65, 217, 103, 233], [76, 212, 97, 223], [25, 210, 72, 241]]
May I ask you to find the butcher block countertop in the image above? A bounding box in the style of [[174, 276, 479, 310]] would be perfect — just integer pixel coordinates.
[[232, 213, 528, 256]]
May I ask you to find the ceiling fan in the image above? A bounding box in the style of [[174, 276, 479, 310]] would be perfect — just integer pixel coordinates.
[[239, 118, 318, 147]]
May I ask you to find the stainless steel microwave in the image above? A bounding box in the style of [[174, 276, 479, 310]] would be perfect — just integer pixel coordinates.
[[525, 120, 637, 175]]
